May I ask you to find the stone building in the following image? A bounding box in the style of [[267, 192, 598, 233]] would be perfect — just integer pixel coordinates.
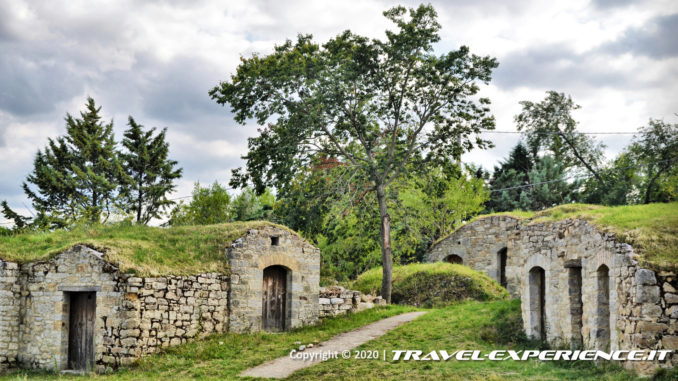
[[0, 223, 319, 373], [427, 215, 678, 373]]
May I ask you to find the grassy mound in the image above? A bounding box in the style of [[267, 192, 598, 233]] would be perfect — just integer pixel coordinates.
[[459, 202, 678, 270], [0, 221, 299, 276], [351, 262, 508, 307]]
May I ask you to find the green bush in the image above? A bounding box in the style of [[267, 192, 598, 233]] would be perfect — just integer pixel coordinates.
[[351, 262, 508, 307]]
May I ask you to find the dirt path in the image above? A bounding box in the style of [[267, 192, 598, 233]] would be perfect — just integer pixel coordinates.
[[240, 311, 426, 379]]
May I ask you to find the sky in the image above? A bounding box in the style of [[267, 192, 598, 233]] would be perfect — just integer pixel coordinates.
[[1, 0, 677, 223]]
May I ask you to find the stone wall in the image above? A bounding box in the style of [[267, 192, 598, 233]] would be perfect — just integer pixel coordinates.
[[318, 286, 382, 318], [0, 223, 323, 372], [426, 216, 521, 296], [0, 260, 20, 370], [101, 272, 229, 371], [426, 216, 677, 373], [228, 226, 320, 333]]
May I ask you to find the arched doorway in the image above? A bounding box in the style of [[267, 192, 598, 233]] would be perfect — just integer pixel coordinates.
[[595, 264, 610, 350], [497, 248, 507, 288], [445, 254, 463, 265], [262, 265, 288, 331], [528, 266, 546, 341]]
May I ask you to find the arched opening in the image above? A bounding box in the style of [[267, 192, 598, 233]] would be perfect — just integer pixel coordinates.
[[262, 265, 288, 331], [445, 254, 463, 265], [567, 265, 583, 349], [595, 264, 610, 350], [528, 266, 546, 341], [497, 248, 507, 288]]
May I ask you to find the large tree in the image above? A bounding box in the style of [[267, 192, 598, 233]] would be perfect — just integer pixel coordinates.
[[2, 97, 123, 227], [210, 4, 497, 301], [119, 117, 183, 224], [515, 91, 605, 183], [628, 118, 678, 203]]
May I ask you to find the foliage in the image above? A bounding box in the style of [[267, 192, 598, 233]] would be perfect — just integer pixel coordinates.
[[210, 4, 498, 301], [0, 220, 296, 276], [119, 117, 183, 224], [231, 187, 275, 222], [486, 143, 579, 212], [350, 262, 508, 306], [515, 91, 605, 182], [169, 182, 231, 226], [290, 164, 489, 282], [627, 118, 678, 204]]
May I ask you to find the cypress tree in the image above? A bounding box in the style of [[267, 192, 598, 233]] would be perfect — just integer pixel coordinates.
[[119, 117, 182, 224]]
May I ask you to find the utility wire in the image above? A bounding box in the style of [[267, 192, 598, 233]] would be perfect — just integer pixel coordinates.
[[479, 130, 636, 135]]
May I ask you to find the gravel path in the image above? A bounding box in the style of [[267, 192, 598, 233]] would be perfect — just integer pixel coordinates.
[[239, 311, 426, 379]]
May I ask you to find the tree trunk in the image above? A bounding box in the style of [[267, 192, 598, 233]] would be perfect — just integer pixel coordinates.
[[376, 183, 393, 303], [137, 190, 143, 224], [644, 167, 666, 204], [557, 131, 603, 184]]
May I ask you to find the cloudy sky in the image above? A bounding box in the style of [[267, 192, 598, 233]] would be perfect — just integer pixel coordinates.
[[1, 0, 677, 223]]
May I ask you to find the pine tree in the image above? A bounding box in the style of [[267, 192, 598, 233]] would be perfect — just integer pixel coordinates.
[[119, 117, 182, 224], [2, 97, 123, 227]]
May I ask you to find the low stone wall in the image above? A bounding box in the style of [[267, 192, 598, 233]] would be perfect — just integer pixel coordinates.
[[318, 286, 383, 318], [100, 273, 229, 370]]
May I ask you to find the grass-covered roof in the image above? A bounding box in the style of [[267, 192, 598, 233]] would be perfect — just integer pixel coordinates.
[[449, 202, 678, 271], [0, 221, 298, 276]]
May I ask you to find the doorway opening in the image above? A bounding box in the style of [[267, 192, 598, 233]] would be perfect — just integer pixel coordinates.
[[445, 254, 463, 265], [528, 266, 546, 341], [497, 248, 507, 288], [596, 264, 611, 350], [67, 292, 96, 371], [262, 265, 288, 331], [567, 266, 583, 349]]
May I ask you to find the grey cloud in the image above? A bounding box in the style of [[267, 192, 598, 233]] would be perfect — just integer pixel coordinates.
[[590, 0, 637, 9], [493, 44, 625, 90], [0, 48, 84, 116], [603, 13, 678, 58]]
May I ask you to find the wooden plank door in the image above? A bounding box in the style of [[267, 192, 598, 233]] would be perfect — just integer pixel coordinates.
[[262, 266, 287, 331], [68, 292, 96, 370]]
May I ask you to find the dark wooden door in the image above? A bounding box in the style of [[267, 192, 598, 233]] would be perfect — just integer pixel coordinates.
[[68, 292, 96, 370], [262, 266, 287, 331]]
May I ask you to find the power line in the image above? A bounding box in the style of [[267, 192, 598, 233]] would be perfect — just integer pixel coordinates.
[[479, 130, 636, 135]]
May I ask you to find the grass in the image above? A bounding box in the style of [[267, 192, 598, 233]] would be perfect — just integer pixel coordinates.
[[446, 203, 678, 270], [3, 300, 666, 380], [292, 300, 651, 381], [0, 221, 298, 276], [350, 262, 508, 306]]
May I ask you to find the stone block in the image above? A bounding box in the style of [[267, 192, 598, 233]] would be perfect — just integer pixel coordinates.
[[662, 335, 678, 349], [636, 285, 660, 304], [635, 269, 657, 286], [319, 298, 330, 305]]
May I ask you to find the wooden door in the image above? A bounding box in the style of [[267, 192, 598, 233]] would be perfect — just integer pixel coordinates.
[[68, 292, 96, 370], [262, 266, 287, 331]]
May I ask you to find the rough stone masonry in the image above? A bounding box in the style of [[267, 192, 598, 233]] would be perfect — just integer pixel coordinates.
[[0, 224, 320, 373], [426, 216, 678, 374]]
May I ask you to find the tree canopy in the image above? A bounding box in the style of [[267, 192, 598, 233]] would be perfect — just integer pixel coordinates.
[[210, 4, 497, 301]]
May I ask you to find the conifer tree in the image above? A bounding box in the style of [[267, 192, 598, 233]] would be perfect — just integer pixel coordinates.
[[2, 97, 123, 227], [119, 117, 182, 224]]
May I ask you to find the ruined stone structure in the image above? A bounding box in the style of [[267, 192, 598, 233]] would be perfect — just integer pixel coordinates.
[[426, 216, 678, 372], [0, 224, 319, 373], [318, 286, 382, 318]]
